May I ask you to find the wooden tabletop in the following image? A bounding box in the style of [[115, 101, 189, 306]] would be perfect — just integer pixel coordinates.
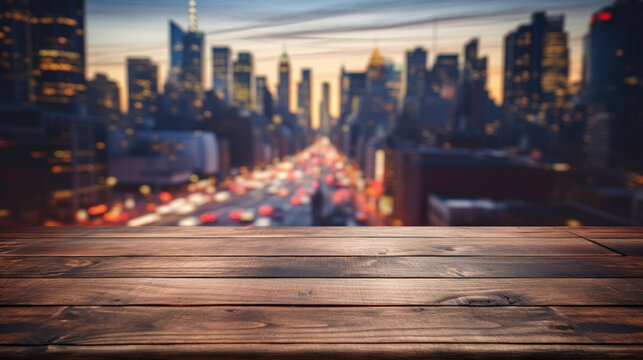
[[0, 226, 642, 359]]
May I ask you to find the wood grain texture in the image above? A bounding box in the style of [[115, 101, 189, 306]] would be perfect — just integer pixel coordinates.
[[570, 227, 643, 239], [1, 256, 641, 278], [0, 237, 616, 256], [0, 226, 579, 238], [583, 239, 643, 256], [1, 278, 641, 306], [1, 226, 641, 359], [2, 344, 643, 360], [1, 306, 642, 345]]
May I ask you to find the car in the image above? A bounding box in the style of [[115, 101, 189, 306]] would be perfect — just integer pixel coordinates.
[[176, 203, 196, 215], [199, 212, 217, 223], [258, 204, 274, 216], [240, 208, 256, 223], [229, 208, 244, 221], [277, 188, 290, 197], [178, 216, 200, 226], [253, 217, 272, 226], [290, 195, 302, 206], [214, 191, 231, 203]]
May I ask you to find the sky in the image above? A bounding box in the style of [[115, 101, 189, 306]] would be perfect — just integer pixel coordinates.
[[86, 0, 612, 128]]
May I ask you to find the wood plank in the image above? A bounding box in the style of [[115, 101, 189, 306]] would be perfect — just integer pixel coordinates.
[[0, 226, 578, 238], [570, 227, 643, 239], [583, 239, 643, 256], [0, 306, 641, 345], [2, 344, 643, 360], [2, 256, 641, 278], [1, 278, 641, 306], [0, 237, 616, 256]]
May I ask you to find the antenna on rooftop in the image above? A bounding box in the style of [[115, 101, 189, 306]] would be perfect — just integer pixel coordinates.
[[188, 0, 197, 32]]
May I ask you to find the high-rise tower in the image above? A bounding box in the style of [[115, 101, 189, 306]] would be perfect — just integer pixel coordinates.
[[277, 50, 290, 115]]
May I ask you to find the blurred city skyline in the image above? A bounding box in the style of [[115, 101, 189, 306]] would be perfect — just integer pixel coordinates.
[[87, 0, 611, 128], [1, 0, 640, 227]]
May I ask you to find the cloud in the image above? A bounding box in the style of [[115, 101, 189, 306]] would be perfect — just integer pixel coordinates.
[[239, 0, 605, 40]]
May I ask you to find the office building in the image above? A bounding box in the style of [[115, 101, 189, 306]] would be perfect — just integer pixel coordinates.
[[297, 68, 312, 129], [87, 73, 121, 122], [232, 52, 254, 111], [0, 0, 85, 113], [319, 82, 331, 135], [212, 47, 231, 103], [503, 12, 569, 126], [127, 58, 158, 126], [404, 47, 427, 107], [277, 50, 290, 114], [583, 0, 643, 172]]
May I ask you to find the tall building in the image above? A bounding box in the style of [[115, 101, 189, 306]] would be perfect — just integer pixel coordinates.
[[339, 68, 367, 119], [297, 68, 312, 129], [404, 47, 427, 106], [0, 110, 109, 225], [319, 82, 331, 135], [87, 73, 121, 122], [0, 0, 85, 113], [463, 39, 487, 83], [181, 31, 203, 95], [31, 0, 86, 112], [366, 48, 387, 96], [454, 38, 491, 138], [430, 54, 459, 100], [0, 0, 32, 107], [232, 52, 254, 111], [583, 0, 643, 172], [162, 0, 204, 125], [168, 21, 185, 86], [127, 58, 158, 126], [503, 12, 569, 126], [385, 61, 403, 107], [212, 47, 231, 103], [277, 51, 290, 114], [255, 75, 266, 115]]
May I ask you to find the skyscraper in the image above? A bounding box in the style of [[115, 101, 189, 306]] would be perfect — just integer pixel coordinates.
[[431, 55, 459, 100], [163, 0, 204, 124], [503, 12, 569, 126], [297, 68, 312, 129], [339, 68, 366, 119], [255, 75, 267, 115], [31, 0, 86, 112], [366, 48, 387, 96], [87, 73, 121, 122], [0, 0, 32, 107], [127, 58, 158, 126], [583, 0, 643, 172], [232, 52, 254, 111], [454, 38, 491, 138], [168, 21, 185, 86], [319, 82, 331, 135], [463, 39, 487, 83], [181, 31, 203, 95], [0, 0, 86, 113], [212, 47, 231, 103], [277, 51, 290, 115], [404, 47, 427, 107]]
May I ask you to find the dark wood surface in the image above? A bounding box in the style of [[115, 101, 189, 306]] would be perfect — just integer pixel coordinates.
[[0, 227, 641, 359]]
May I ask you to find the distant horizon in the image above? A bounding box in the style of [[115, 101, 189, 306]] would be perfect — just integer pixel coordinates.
[[86, 0, 612, 128]]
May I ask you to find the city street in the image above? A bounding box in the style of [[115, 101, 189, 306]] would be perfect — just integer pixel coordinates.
[[125, 141, 361, 227]]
